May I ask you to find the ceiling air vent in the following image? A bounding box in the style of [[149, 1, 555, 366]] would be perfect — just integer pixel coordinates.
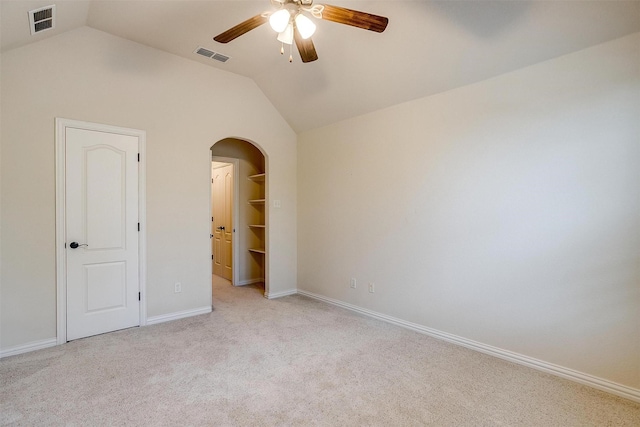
[[29, 5, 56, 35], [212, 53, 230, 63], [194, 47, 230, 63], [196, 47, 216, 58]]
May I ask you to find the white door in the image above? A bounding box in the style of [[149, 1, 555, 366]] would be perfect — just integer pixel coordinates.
[[212, 163, 233, 280], [65, 127, 140, 341]]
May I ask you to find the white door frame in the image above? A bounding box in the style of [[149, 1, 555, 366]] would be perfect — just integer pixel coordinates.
[[55, 118, 147, 345], [211, 156, 240, 286]]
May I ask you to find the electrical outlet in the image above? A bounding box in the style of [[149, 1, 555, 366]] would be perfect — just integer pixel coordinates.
[[174, 282, 182, 293], [368, 282, 375, 293], [350, 278, 357, 289]]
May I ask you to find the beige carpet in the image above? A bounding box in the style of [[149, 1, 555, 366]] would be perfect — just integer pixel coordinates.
[[1, 278, 639, 426]]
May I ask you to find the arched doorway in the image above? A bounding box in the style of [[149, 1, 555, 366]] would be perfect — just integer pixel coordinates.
[[210, 138, 268, 296]]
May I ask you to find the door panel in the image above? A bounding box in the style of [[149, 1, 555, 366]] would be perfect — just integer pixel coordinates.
[[86, 147, 126, 249], [66, 127, 139, 341], [85, 147, 126, 250], [213, 167, 224, 277], [223, 169, 233, 277], [85, 262, 126, 312], [212, 163, 233, 280]]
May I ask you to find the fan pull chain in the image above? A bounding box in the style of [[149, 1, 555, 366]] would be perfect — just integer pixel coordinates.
[[280, 43, 284, 55], [289, 43, 293, 63]]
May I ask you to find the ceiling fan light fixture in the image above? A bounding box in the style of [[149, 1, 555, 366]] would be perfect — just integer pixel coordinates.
[[213, 2, 388, 64], [295, 13, 316, 39], [277, 23, 294, 45], [269, 9, 290, 33]]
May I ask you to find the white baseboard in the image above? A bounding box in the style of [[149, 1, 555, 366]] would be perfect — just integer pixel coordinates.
[[1, 306, 213, 357], [297, 289, 640, 403], [146, 306, 212, 325], [236, 278, 264, 286], [0, 338, 58, 359], [265, 289, 298, 299]]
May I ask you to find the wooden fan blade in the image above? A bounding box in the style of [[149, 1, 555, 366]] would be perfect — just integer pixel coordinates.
[[214, 14, 268, 43], [320, 4, 388, 33], [294, 28, 318, 63]]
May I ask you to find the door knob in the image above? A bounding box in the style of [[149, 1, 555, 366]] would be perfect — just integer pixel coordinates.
[[217, 226, 225, 231], [69, 242, 88, 249]]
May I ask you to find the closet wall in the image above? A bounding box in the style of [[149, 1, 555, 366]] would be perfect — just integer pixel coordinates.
[[211, 138, 266, 286]]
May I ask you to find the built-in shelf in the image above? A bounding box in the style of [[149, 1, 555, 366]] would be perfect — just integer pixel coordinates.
[[248, 173, 265, 182], [249, 170, 266, 268]]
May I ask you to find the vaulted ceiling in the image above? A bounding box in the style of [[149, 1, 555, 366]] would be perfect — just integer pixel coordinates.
[[2, 1, 639, 132]]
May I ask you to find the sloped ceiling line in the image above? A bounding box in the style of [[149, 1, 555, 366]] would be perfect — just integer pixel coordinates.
[[2, 1, 639, 132]]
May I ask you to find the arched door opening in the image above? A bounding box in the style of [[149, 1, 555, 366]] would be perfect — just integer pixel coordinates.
[[210, 138, 267, 296]]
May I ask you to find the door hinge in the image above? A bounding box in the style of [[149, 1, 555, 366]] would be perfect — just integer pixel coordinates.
[[137, 223, 140, 231], [138, 292, 141, 301], [212, 216, 214, 222], [137, 153, 140, 162], [212, 254, 214, 260]]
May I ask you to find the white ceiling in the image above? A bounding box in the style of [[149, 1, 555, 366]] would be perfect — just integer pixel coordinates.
[[2, 1, 639, 132]]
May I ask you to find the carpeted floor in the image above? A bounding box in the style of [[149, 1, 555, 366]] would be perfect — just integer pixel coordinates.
[[1, 277, 639, 426]]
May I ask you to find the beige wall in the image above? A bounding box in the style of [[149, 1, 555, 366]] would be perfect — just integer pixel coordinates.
[[0, 27, 297, 349], [298, 33, 640, 389]]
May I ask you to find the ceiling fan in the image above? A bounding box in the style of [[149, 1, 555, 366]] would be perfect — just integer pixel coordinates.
[[213, 0, 388, 63]]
